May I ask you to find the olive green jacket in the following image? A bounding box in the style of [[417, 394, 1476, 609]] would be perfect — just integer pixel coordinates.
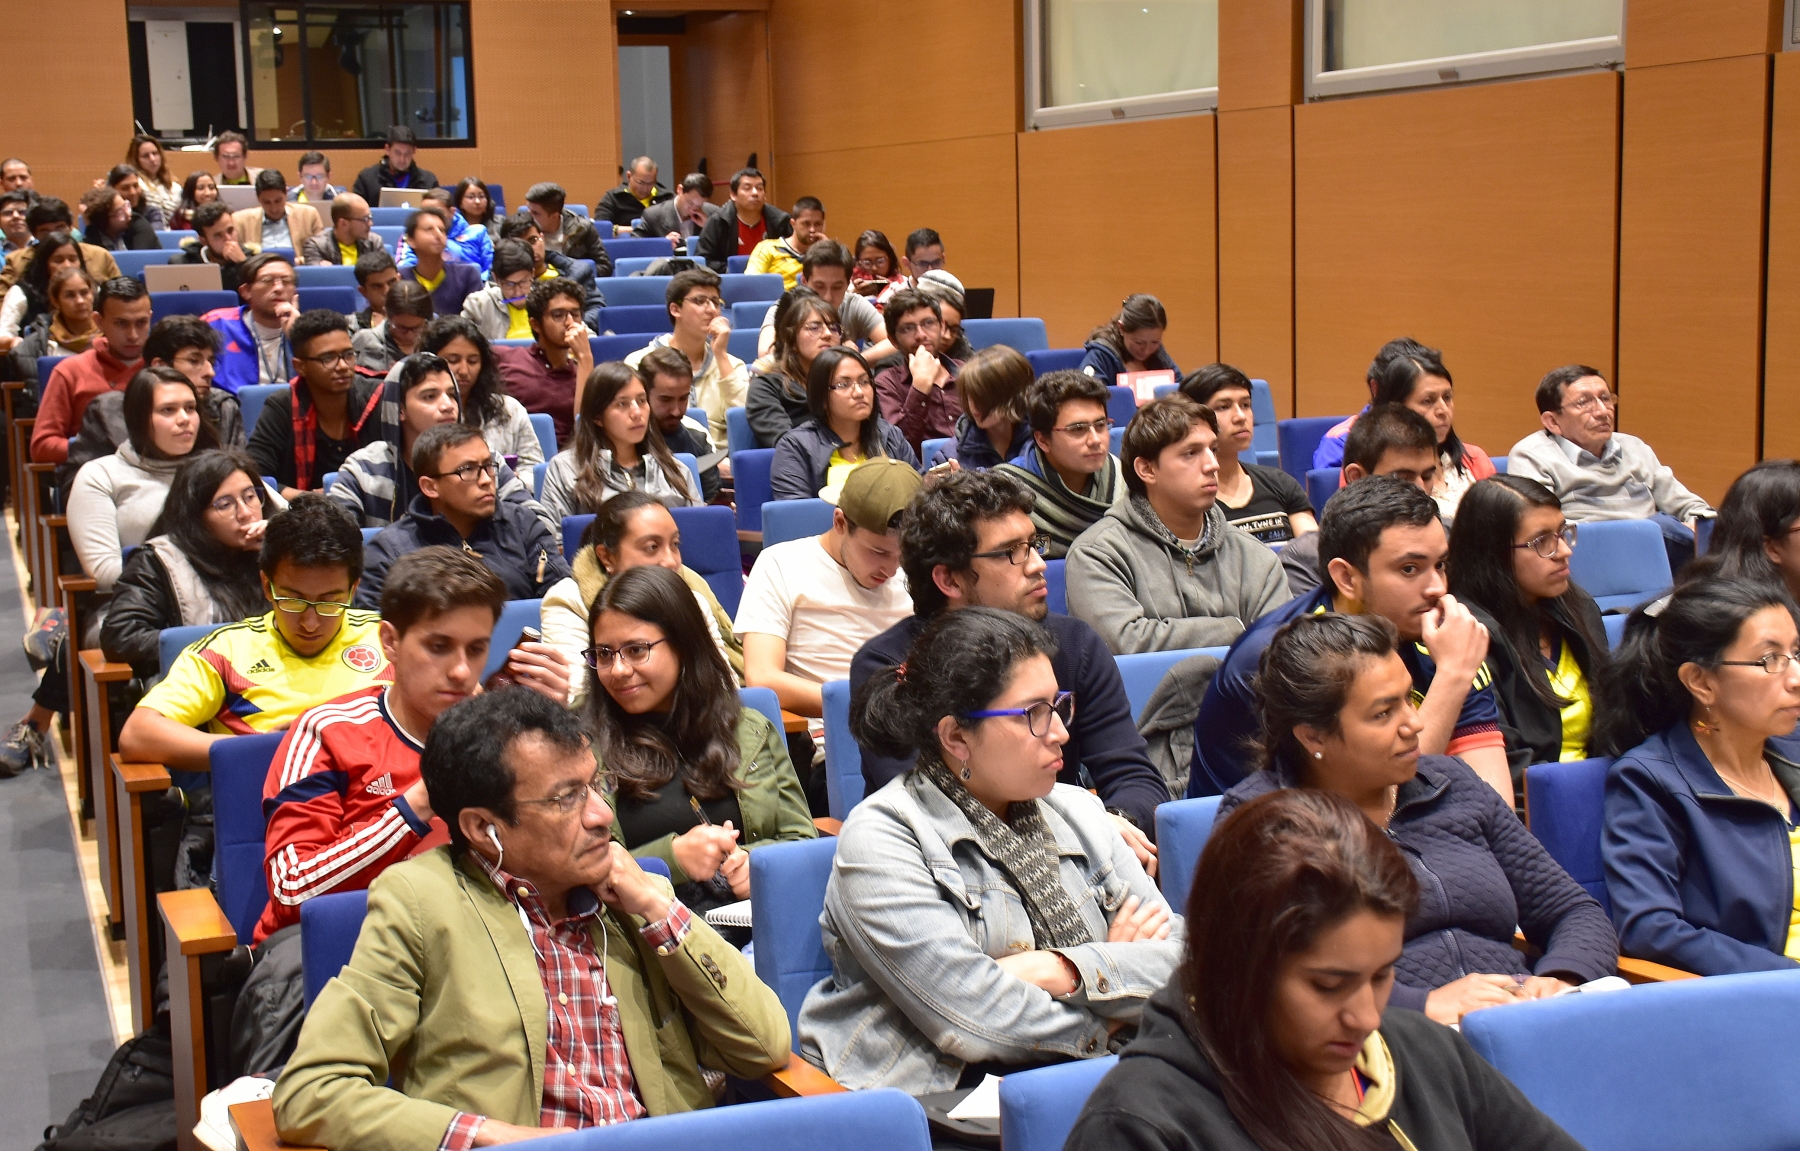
[[608, 707, 817, 884], [271, 847, 790, 1151]]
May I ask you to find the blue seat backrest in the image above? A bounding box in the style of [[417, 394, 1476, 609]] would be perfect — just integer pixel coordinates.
[[1153, 383, 1176, 399], [295, 264, 358, 287], [762, 499, 834, 547], [360, 526, 380, 545], [1603, 614, 1626, 649], [237, 383, 286, 436], [117, 249, 173, 279], [596, 305, 674, 334], [919, 437, 953, 468], [589, 333, 653, 363], [367, 206, 413, 225], [1105, 386, 1136, 426], [321, 471, 339, 493], [297, 286, 359, 315], [1305, 467, 1339, 517], [486, 599, 542, 678], [212, 731, 287, 943], [672, 505, 744, 615], [1567, 519, 1674, 613], [611, 256, 661, 276], [734, 448, 775, 533], [528, 413, 557, 461], [567, 203, 589, 218], [728, 328, 761, 364], [527, 1087, 931, 1151], [1115, 648, 1228, 724], [602, 236, 673, 260], [300, 889, 369, 1006], [561, 515, 594, 561], [749, 837, 839, 1048], [685, 405, 708, 431], [1156, 795, 1223, 912], [156, 229, 187, 249], [159, 623, 218, 675], [1276, 416, 1344, 484], [1044, 559, 1067, 614], [721, 273, 784, 303], [1462, 969, 1800, 1151], [1109, 425, 1124, 456], [998, 1057, 1119, 1151], [1524, 757, 1614, 913], [1025, 348, 1084, 375], [1250, 379, 1278, 456], [596, 276, 670, 307], [151, 290, 238, 322], [726, 255, 750, 274], [726, 406, 756, 455], [730, 300, 770, 330], [38, 355, 70, 388], [822, 679, 861, 820], [372, 225, 404, 249], [1491, 454, 1509, 474], [486, 184, 505, 214], [738, 686, 783, 733], [964, 318, 1049, 353], [672, 452, 702, 499]]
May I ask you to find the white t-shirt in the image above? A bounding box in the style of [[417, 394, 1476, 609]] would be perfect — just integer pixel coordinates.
[[734, 534, 912, 686]]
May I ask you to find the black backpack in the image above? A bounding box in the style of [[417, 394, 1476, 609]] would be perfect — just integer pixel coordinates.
[[38, 1025, 177, 1151]]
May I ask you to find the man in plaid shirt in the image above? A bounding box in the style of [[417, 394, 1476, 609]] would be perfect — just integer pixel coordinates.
[[272, 688, 791, 1150]]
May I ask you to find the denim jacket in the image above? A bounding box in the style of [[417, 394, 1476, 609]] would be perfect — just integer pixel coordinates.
[[797, 776, 1183, 1094]]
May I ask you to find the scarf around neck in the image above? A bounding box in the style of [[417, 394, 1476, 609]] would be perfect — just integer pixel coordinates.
[[917, 758, 1092, 950], [1002, 443, 1120, 556], [50, 312, 97, 353]]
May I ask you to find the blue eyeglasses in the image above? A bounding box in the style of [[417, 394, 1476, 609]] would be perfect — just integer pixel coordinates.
[[962, 692, 1074, 738]]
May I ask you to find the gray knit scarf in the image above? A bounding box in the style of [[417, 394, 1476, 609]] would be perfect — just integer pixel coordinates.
[[918, 758, 1093, 949]]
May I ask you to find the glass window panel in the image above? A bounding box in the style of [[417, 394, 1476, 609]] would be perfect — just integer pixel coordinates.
[[1323, 0, 1619, 73], [247, 7, 306, 141], [1042, 0, 1218, 108]]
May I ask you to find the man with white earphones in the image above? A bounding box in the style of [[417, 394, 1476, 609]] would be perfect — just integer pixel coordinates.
[[273, 686, 790, 1150]]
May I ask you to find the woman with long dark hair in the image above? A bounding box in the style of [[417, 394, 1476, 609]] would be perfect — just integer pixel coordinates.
[[586, 564, 812, 930], [850, 228, 904, 311], [413, 315, 542, 467], [1448, 476, 1608, 784], [102, 450, 272, 680], [80, 184, 158, 251], [1709, 459, 1800, 602], [1597, 577, 1800, 975], [169, 171, 218, 231], [0, 232, 85, 350], [1065, 788, 1584, 1151], [127, 134, 181, 224], [540, 361, 699, 521], [1078, 294, 1180, 386], [452, 177, 501, 237], [1220, 613, 1617, 1023], [769, 345, 917, 501], [746, 287, 839, 447], [107, 163, 167, 231], [542, 490, 742, 707]]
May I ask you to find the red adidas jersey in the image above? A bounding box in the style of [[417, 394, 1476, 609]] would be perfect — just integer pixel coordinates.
[[254, 685, 448, 942]]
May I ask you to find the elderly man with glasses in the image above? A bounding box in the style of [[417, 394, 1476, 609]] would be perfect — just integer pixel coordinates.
[[356, 423, 571, 608], [119, 495, 389, 771], [1507, 364, 1714, 573]]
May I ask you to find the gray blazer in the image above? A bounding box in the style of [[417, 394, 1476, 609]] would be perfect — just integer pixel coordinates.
[[634, 198, 720, 240], [797, 777, 1183, 1094]]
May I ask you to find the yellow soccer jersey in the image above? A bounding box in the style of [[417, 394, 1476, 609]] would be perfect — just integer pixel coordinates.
[[138, 610, 391, 736]]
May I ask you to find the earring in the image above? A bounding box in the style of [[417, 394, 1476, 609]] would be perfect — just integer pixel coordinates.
[[960, 762, 973, 782], [1313, 751, 1323, 760], [1692, 705, 1721, 737]]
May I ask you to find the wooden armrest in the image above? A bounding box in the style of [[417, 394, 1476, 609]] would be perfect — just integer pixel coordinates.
[[113, 756, 172, 793], [158, 889, 237, 956], [763, 1053, 845, 1098], [58, 573, 96, 594], [45, 514, 66, 528], [812, 817, 841, 836], [780, 709, 809, 734], [25, 461, 53, 474], [1617, 956, 1698, 984], [737, 528, 764, 545], [14, 417, 33, 429], [229, 1099, 326, 1151], [2, 381, 24, 391], [79, 648, 134, 682]]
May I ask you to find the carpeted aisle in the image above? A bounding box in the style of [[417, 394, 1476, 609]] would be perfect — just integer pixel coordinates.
[[0, 526, 114, 1145]]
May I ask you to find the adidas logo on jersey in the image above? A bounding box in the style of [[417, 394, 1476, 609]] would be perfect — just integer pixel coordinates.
[[247, 659, 275, 674], [366, 773, 396, 797]]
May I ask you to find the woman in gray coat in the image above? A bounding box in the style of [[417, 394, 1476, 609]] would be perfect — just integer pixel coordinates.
[[770, 346, 917, 502], [797, 608, 1182, 1093]]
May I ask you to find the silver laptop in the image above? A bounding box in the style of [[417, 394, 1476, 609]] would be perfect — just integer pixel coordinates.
[[378, 188, 429, 208], [216, 184, 260, 212], [144, 263, 223, 292]]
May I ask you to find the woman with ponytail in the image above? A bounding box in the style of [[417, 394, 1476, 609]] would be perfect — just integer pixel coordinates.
[[1065, 789, 1583, 1151], [1599, 572, 1800, 975], [797, 607, 1180, 1093], [1078, 294, 1180, 386]]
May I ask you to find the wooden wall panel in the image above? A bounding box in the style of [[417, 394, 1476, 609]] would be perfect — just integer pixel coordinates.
[[1218, 107, 1292, 411], [1618, 55, 1771, 504], [684, 12, 773, 199], [7, 1, 135, 206], [1018, 117, 1217, 363], [779, 135, 1022, 319], [1626, 0, 1780, 69], [1292, 72, 1620, 461], [1765, 52, 1800, 459], [1218, 0, 1301, 112]]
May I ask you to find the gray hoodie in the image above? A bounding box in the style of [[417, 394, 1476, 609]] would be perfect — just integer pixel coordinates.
[[1064, 495, 1290, 655]]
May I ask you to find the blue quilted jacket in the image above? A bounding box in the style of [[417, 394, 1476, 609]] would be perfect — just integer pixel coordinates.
[[1220, 754, 1618, 1009]]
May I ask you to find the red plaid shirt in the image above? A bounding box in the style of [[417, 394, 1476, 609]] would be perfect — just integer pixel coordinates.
[[439, 857, 692, 1149]]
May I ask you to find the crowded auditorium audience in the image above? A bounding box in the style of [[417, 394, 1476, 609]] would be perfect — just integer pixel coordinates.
[[8, 127, 1799, 1151]]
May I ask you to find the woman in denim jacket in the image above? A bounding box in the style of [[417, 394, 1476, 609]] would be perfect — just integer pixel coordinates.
[[797, 608, 1182, 1093]]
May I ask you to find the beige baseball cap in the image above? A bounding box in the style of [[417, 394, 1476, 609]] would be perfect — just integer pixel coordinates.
[[830, 458, 923, 532]]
